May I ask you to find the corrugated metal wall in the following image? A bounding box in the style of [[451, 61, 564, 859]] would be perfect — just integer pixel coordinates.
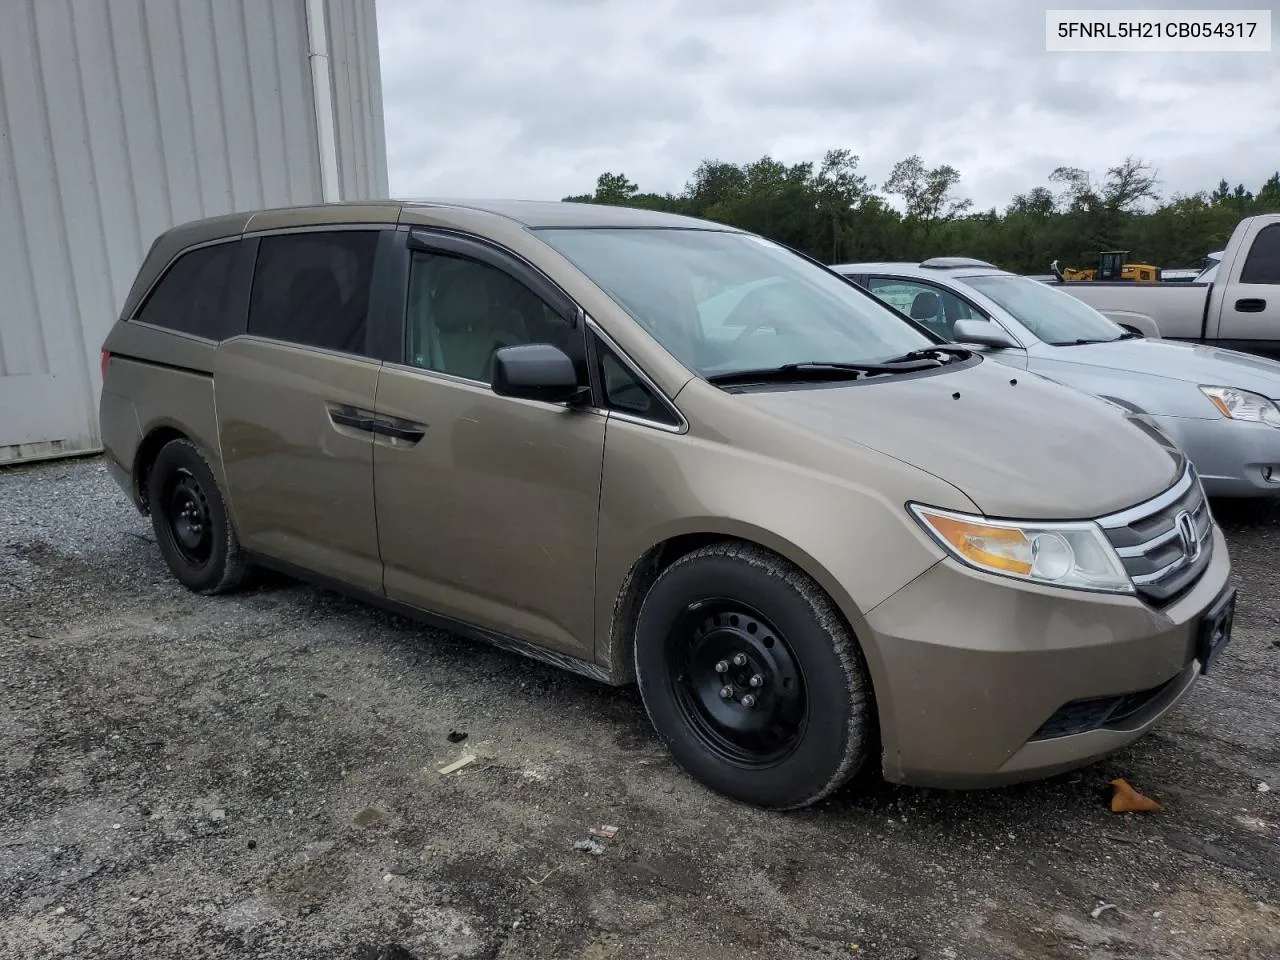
[[0, 0, 388, 464], [327, 0, 390, 201]]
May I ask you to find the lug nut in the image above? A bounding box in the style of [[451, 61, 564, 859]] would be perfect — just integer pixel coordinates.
[[714, 660, 729, 673], [749, 674, 763, 688], [719, 686, 733, 699], [741, 694, 757, 708], [732, 653, 748, 667]]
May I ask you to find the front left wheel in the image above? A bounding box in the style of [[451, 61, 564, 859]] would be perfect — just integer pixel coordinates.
[[146, 438, 248, 595], [633, 542, 874, 810]]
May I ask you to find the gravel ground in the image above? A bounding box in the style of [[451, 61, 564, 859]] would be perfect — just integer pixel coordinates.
[[1, 455, 1278, 960]]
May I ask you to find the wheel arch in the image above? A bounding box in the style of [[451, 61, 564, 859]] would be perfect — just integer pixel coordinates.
[[132, 424, 191, 514], [601, 520, 869, 687]]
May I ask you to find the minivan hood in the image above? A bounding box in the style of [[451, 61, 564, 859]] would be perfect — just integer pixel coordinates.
[[1049, 339, 1280, 398], [735, 358, 1182, 519]]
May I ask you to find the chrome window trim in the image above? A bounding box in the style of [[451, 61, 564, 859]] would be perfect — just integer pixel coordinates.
[[382, 359, 494, 390], [379, 358, 610, 422], [586, 317, 689, 435], [220, 333, 385, 366], [129, 224, 395, 324], [127, 320, 219, 346], [126, 234, 244, 323]]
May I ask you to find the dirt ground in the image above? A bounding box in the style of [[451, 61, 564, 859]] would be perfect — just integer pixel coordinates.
[[2, 456, 1278, 960]]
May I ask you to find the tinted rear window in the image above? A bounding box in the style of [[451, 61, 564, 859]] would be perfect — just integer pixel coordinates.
[[135, 240, 239, 339], [1240, 224, 1280, 284], [247, 231, 379, 354]]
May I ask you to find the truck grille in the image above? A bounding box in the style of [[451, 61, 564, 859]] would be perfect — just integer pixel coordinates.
[[1097, 463, 1213, 606]]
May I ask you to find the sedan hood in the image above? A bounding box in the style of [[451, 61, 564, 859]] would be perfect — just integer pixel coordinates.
[[1051, 338, 1280, 399], [736, 358, 1183, 519]]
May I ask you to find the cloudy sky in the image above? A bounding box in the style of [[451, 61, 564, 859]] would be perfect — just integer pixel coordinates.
[[375, 0, 1279, 211]]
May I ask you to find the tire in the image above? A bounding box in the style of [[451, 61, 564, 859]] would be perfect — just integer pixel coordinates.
[[146, 438, 248, 595], [634, 542, 873, 810]]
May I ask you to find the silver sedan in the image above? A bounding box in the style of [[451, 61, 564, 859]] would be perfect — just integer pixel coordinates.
[[835, 258, 1280, 498]]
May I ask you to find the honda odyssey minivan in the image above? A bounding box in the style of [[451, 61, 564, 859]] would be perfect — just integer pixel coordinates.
[[99, 200, 1235, 809]]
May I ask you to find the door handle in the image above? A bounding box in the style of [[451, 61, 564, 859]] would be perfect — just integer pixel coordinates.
[[370, 419, 427, 444], [1235, 298, 1266, 313], [327, 406, 380, 434]]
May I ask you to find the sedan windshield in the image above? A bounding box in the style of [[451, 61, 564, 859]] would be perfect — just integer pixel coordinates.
[[534, 228, 936, 377], [963, 274, 1125, 345]]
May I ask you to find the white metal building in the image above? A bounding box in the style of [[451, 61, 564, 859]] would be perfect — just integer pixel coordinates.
[[0, 0, 389, 464]]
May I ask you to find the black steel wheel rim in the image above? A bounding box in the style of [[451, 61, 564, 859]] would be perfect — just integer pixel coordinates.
[[668, 599, 808, 768], [165, 467, 213, 566]]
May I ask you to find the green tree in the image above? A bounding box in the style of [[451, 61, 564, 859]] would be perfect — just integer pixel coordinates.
[[560, 151, 1269, 274], [1257, 172, 1280, 210], [682, 159, 748, 215], [593, 172, 639, 204], [814, 149, 871, 262], [883, 155, 971, 254]]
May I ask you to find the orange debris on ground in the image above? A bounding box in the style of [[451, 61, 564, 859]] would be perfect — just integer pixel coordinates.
[[1110, 777, 1162, 812]]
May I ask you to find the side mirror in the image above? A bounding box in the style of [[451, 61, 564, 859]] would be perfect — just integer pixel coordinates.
[[491, 344, 585, 404], [952, 318, 1019, 350]]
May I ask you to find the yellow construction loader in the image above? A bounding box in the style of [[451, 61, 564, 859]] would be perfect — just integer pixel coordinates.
[[1050, 251, 1161, 283]]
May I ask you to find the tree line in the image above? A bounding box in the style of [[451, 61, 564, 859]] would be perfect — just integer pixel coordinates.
[[562, 152, 1280, 274]]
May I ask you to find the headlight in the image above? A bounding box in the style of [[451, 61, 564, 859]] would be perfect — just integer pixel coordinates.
[[1200, 385, 1280, 428], [909, 505, 1134, 594]]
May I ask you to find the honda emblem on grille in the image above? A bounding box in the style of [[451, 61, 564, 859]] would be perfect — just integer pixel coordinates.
[[1175, 510, 1200, 560]]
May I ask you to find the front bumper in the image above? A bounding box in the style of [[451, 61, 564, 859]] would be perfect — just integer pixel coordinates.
[[1151, 413, 1280, 497], [860, 524, 1232, 788]]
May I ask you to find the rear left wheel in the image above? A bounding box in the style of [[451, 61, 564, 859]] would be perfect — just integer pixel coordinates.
[[147, 438, 248, 595]]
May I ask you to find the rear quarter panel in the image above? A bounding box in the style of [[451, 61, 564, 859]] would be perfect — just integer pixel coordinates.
[[100, 321, 224, 501]]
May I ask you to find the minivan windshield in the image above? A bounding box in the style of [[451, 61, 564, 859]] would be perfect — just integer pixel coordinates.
[[534, 228, 937, 377], [963, 274, 1126, 345]]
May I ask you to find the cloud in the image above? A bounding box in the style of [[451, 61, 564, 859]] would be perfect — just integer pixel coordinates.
[[375, 0, 1280, 208]]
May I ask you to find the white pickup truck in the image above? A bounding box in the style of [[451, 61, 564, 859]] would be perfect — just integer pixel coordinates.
[[1051, 214, 1280, 357]]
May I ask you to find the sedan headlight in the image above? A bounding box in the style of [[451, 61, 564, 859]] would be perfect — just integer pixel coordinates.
[[909, 505, 1134, 594], [1200, 385, 1280, 428]]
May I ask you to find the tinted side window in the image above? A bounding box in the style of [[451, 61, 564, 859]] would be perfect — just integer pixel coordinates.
[[866, 277, 982, 339], [135, 241, 239, 339], [406, 252, 578, 382], [592, 334, 680, 426], [1240, 224, 1280, 285], [247, 231, 378, 354]]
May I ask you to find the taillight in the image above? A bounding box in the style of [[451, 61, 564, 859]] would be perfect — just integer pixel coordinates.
[[100, 350, 110, 379]]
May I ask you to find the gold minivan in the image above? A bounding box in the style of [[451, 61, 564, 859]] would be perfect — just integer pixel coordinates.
[[99, 200, 1236, 809]]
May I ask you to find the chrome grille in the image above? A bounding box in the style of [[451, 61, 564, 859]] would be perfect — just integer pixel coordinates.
[[1097, 463, 1213, 606]]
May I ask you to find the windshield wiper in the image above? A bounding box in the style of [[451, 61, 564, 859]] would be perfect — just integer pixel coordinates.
[[706, 359, 940, 386], [1117, 330, 1143, 340], [1051, 337, 1118, 346], [877, 345, 973, 365]]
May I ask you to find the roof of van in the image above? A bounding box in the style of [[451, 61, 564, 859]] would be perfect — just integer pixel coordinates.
[[166, 199, 727, 240], [401, 198, 729, 230], [120, 199, 738, 320]]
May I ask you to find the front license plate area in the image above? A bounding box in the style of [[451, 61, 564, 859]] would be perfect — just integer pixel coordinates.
[[1197, 587, 1236, 675]]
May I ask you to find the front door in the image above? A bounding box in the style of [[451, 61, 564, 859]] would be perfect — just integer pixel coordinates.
[[214, 228, 387, 593], [373, 233, 606, 659], [865, 275, 1030, 369], [1213, 220, 1280, 353]]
